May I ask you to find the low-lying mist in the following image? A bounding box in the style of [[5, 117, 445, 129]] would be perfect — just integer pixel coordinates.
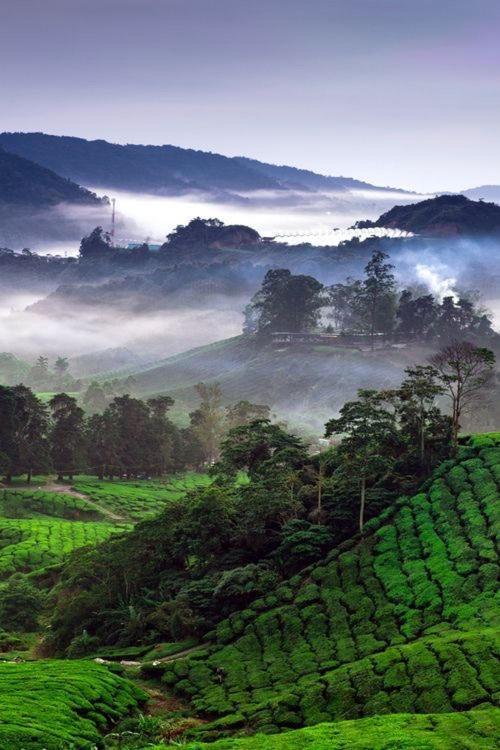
[[0, 291, 244, 362]]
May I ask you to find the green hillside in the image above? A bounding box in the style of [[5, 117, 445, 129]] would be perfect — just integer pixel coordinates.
[[181, 710, 500, 749], [0, 660, 145, 749], [131, 336, 419, 432], [0, 147, 103, 207], [149, 435, 500, 739]]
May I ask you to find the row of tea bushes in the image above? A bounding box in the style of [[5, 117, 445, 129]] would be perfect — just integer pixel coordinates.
[[0, 659, 145, 749], [178, 709, 500, 750], [0, 489, 100, 520], [0, 517, 128, 577]]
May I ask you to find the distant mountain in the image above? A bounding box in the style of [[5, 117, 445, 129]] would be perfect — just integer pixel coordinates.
[[233, 156, 406, 193], [0, 147, 103, 207], [359, 194, 500, 236], [462, 185, 500, 204], [0, 132, 406, 196]]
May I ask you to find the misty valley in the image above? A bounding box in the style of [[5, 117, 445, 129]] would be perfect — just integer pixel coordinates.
[[0, 130, 499, 750]]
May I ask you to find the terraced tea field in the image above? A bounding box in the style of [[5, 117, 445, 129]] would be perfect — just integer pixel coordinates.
[[1, 488, 100, 520], [72, 472, 212, 521], [152, 437, 500, 737], [180, 709, 500, 749], [0, 516, 128, 577], [0, 659, 145, 749]]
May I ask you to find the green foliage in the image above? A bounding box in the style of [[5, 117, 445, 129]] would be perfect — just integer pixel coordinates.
[[249, 268, 325, 334], [0, 574, 44, 630], [151, 439, 500, 735], [179, 709, 500, 749], [0, 659, 145, 749]]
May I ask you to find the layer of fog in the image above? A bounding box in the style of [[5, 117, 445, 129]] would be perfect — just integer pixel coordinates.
[[0, 291, 243, 362], [2, 182, 431, 255], [96, 186, 425, 248]]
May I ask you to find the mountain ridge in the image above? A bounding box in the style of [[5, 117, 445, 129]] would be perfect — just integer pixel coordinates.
[[0, 132, 413, 197]]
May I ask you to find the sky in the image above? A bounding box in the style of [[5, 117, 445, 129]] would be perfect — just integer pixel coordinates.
[[1, 0, 499, 193]]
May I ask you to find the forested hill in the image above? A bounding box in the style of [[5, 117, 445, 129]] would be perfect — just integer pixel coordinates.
[[360, 194, 500, 236], [0, 147, 103, 207], [0, 132, 404, 195]]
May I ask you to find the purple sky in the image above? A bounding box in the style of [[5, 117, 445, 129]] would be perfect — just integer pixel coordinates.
[[1, 0, 499, 192]]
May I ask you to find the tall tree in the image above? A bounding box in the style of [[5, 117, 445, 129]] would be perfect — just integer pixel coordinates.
[[216, 419, 306, 479], [327, 278, 364, 331], [147, 396, 175, 475], [397, 291, 437, 339], [49, 394, 85, 480], [85, 412, 118, 480], [386, 365, 449, 469], [430, 341, 495, 450], [225, 400, 270, 430], [79, 227, 113, 259], [54, 356, 69, 376], [251, 269, 325, 334], [190, 383, 225, 464], [82, 381, 108, 414], [0, 385, 50, 482], [359, 251, 397, 347], [325, 390, 397, 533], [106, 395, 152, 478]]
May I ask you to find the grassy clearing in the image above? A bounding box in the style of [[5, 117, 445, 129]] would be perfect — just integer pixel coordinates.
[[0, 516, 128, 577], [151, 438, 500, 736], [178, 709, 500, 749], [72, 473, 213, 521], [0, 659, 145, 749]]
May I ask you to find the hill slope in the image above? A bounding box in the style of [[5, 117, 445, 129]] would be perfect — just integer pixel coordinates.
[[130, 336, 422, 432], [0, 132, 406, 196], [0, 147, 102, 207], [362, 194, 500, 236], [182, 710, 500, 749], [152, 435, 499, 739]]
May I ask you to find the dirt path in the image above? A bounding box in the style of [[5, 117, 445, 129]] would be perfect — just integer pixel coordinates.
[[148, 644, 206, 664], [42, 482, 127, 522]]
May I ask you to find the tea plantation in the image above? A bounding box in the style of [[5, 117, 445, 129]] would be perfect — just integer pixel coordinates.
[[0, 488, 100, 520], [179, 709, 500, 749], [0, 659, 146, 749], [72, 472, 212, 520], [0, 516, 128, 577], [151, 438, 500, 737]]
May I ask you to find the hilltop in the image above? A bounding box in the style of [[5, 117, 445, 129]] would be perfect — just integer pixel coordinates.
[[359, 194, 500, 236], [0, 132, 408, 197]]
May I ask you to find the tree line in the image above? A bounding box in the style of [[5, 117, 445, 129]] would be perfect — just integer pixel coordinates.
[[245, 250, 498, 348], [0, 383, 270, 483]]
